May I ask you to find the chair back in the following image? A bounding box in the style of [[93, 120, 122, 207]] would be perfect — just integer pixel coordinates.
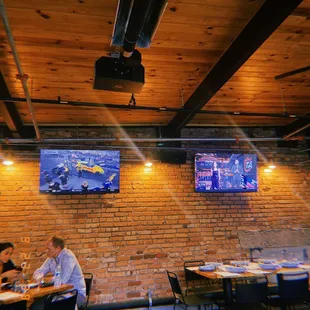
[[183, 260, 205, 286], [277, 272, 309, 299], [166, 270, 185, 303], [235, 276, 268, 304], [44, 289, 78, 310], [84, 272, 93, 304], [267, 274, 278, 285]]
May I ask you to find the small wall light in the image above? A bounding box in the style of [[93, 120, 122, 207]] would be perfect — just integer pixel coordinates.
[[268, 161, 276, 169], [144, 161, 153, 173], [2, 152, 14, 166], [3, 159, 14, 166], [145, 161, 153, 168], [264, 168, 272, 173]]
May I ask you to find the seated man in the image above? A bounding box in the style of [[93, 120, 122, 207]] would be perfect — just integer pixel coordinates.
[[32, 236, 86, 308]]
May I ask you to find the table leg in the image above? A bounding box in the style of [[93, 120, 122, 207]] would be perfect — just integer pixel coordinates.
[[222, 278, 233, 309]]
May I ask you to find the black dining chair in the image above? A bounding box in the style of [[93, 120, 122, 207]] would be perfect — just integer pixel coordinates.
[[183, 260, 224, 307], [184, 260, 209, 295], [266, 271, 309, 309], [266, 273, 279, 296], [166, 270, 215, 310], [78, 272, 93, 310], [44, 288, 78, 310], [234, 276, 269, 310]]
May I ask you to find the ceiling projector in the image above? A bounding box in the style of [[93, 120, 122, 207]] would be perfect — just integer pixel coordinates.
[[93, 49, 145, 93]]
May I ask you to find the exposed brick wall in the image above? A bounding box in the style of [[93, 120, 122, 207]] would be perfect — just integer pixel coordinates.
[[238, 229, 310, 248], [0, 127, 310, 304]]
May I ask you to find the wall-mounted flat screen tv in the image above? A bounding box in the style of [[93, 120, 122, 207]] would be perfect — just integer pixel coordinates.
[[40, 149, 120, 194], [195, 153, 258, 193]]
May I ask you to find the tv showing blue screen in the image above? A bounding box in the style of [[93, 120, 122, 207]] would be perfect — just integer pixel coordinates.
[[195, 153, 258, 193], [40, 149, 120, 194]]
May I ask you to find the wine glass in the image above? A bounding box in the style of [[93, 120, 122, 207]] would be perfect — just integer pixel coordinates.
[[269, 253, 276, 264]]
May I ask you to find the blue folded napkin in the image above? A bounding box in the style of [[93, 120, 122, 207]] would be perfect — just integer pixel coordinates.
[[199, 265, 216, 271]]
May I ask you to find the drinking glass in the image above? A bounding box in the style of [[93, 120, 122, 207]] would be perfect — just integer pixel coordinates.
[[270, 254, 277, 264], [241, 252, 249, 266], [21, 283, 30, 294], [33, 271, 44, 292], [281, 249, 288, 261], [288, 253, 298, 262], [216, 258, 223, 270], [256, 252, 263, 264]]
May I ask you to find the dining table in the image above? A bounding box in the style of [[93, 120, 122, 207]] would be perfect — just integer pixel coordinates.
[[0, 283, 74, 308], [185, 262, 310, 309]]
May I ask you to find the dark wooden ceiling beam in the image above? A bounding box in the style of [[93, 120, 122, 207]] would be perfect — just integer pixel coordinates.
[[0, 101, 24, 137], [291, 6, 310, 18], [278, 114, 310, 137], [167, 0, 303, 133], [275, 113, 309, 148], [0, 71, 24, 138]]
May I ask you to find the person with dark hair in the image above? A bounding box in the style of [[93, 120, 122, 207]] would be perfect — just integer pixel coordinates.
[[103, 173, 116, 190], [0, 242, 21, 283], [43, 170, 52, 184], [210, 161, 220, 190], [48, 181, 61, 192], [81, 180, 89, 191], [33, 236, 86, 307], [59, 173, 68, 188], [77, 164, 83, 178]]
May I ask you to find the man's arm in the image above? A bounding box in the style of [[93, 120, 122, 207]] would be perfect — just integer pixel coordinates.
[[33, 258, 51, 277], [60, 255, 76, 284]]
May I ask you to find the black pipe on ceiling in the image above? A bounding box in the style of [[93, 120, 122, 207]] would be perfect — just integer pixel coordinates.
[[1, 97, 310, 120], [112, 0, 168, 49], [122, 0, 153, 58]]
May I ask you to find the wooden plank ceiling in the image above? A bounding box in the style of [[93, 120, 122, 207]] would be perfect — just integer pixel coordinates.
[[0, 0, 309, 130]]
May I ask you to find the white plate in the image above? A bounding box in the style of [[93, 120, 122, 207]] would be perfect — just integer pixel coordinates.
[[258, 259, 277, 264], [280, 262, 301, 268], [205, 262, 223, 267], [230, 261, 249, 266], [225, 266, 246, 273], [259, 264, 281, 270]]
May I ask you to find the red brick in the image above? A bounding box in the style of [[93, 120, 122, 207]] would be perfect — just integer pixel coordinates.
[[128, 281, 141, 286]]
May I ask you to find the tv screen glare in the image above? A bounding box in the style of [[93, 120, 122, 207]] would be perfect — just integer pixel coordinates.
[[40, 149, 120, 194], [195, 153, 258, 193]]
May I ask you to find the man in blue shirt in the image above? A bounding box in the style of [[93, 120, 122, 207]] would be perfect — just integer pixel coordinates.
[[33, 236, 86, 308], [231, 159, 244, 188]]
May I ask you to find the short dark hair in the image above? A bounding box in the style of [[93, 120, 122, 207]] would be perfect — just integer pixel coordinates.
[[50, 236, 65, 249], [0, 242, 14, 253]]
